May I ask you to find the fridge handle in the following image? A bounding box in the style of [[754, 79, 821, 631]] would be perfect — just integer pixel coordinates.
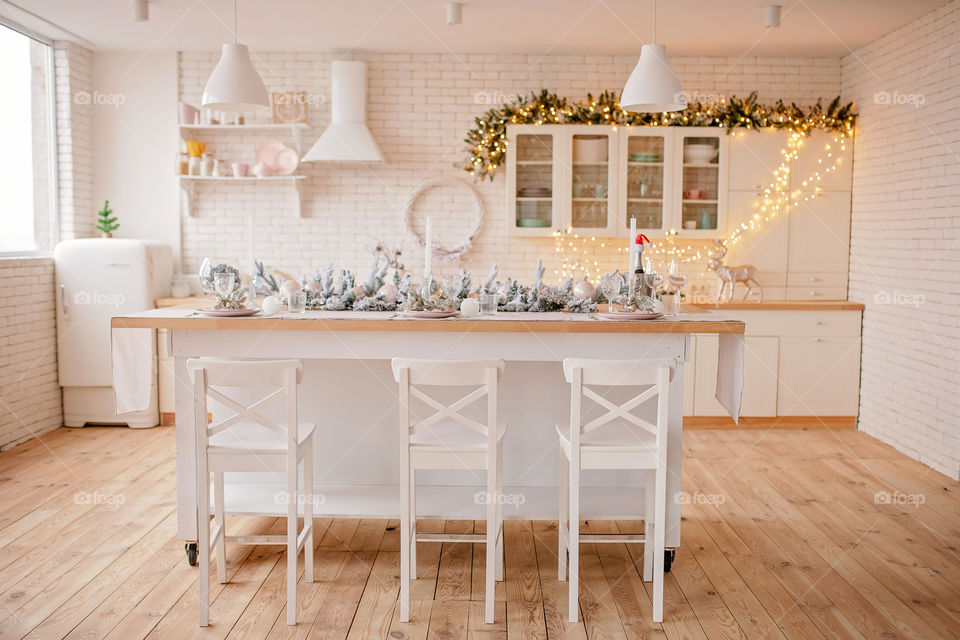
[[60, 284, 68, 317]]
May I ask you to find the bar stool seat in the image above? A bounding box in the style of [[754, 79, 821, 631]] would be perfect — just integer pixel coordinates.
[[208, 421, 316, 453], [410, 419, 507, 452]]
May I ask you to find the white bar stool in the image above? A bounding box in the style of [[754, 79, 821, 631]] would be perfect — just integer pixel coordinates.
[[392, 358, 506, 624], [556, 357, 674, 623], [188, 358, 315, 627]]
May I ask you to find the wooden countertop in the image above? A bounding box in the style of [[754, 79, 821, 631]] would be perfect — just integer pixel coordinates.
[[113, 310, 744, 334], [693, 301, 864, 311]]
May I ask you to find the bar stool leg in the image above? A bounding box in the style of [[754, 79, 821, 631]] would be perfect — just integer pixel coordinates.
[[410, 467, 417, 580], [643, 469, 654, 582], [400, 454, 411, 623], [286, 459, 298, 625], [214, 470, 226, 583], [567, 452, 580, 623], [557, 445, 568, 581], [304, 452, 314, 583], [485, 455, 497, 623], [495, 442, 504, 582]]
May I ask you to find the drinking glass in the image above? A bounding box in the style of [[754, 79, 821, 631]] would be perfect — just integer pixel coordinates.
[[213, 271, 236, 297], [287, 290, 307, 314], [669, 259, 689, 291], [644, 260, 665, 295], [599, 273, 620, 312], [479, 293, 499, 315]]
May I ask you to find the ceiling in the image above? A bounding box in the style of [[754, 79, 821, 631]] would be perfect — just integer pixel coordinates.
[[4, 0, 951, 57]]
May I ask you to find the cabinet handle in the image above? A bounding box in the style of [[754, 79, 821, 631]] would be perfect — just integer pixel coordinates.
[[809, 291, 822, 296], [813, 320, 823, 325], [60, 284, 68, 317], [809, 276, 820, 282], [812, 338, 823, 343]]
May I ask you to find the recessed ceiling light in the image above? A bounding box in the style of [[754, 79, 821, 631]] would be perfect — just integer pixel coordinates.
[[133, 0, 148, 22], [765, 4, 782, 28], [446, 3, 463, 25]]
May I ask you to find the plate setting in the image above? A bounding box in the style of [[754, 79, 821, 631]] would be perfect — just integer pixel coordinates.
[[396, 310, 460, 319], [197, 307, 261, 317], [597, 311, 663, 320]]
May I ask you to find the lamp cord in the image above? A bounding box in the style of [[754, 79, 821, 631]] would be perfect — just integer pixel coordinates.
[[653, 0, 657, 43], [234, 0, 238, 44]]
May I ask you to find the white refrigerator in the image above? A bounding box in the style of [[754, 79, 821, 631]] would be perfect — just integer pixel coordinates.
[[54, 239, 173, 427]]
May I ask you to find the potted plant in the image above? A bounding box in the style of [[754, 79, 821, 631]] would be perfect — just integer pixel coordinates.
[[96, 200, 119, 238]]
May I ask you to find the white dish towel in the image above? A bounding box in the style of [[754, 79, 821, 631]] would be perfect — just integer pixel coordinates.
[[111, 328, 154, 414]]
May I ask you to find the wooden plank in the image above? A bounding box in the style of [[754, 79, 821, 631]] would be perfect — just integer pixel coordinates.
[[501, 521, 545, 639], [412, 520, 445, 601], [264, 549, 345, 640], [348, 519, 389, 552], [467, 600, 506, 639], [530, 520, 587, 640], [592, 528, 664, 640], [307, 550, 377, 640], [386, 600, 433, 640], [683, 416, 857, 429], [345, 551, 401, 640], [112, 314, 745, 335], [426, 600, 469, 640], [436, 521, 473, 601], [469, 520, 505, 603]]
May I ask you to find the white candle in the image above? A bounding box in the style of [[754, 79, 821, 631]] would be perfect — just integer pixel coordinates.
[[424, 217, 432, 278], [629, 216, 636, 269], [247, 215, 255, 302]]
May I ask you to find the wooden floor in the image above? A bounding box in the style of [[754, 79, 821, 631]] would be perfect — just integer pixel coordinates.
[[0, 427, 958, 639]]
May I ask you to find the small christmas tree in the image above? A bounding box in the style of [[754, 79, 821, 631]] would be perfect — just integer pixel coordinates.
[[96, 200, 119, 237]]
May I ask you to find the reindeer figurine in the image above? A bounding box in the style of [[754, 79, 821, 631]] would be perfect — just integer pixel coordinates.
[[706, 240, 763, 303]]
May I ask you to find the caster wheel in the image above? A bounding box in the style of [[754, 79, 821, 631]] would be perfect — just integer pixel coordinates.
[[185, 542, 198, 566], [664, 549, 676, 573]]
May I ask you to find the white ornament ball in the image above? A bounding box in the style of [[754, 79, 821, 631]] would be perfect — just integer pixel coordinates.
[[377, 283, 398, 304], [262, 295, 283, 315], [573, 280, 598, 301], [460, 297, 480, 316]]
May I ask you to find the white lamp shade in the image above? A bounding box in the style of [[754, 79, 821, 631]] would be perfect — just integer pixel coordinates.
[[201, 44, 269, 112], [619, 44, 686, 113]]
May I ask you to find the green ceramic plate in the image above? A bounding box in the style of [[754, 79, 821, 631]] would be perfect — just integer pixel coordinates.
[[516, 219, 551, 228]]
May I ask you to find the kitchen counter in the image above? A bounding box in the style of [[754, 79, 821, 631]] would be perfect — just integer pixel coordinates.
[[111, 308, 744, 551], [114, 309, 744, 334], [693, 300, 864, 311]]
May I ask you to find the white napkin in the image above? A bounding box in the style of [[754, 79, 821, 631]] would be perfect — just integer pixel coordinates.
[[111, 328, 154, 414], [716, 332, 744, 423]]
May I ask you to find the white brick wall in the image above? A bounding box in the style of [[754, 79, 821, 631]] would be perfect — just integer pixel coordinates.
[[0, 258, 62, 449], [177, 52, 840, 286], [55, 41, 95, 240], [842, 0, 960, 479]]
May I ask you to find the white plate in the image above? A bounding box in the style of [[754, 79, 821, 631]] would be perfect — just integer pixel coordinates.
[[396, 310, 460, 319], [597, 312, 663, 320], [273, 147, 299, 175], [198, 307, 261, 317], [254, 139, 286, 169]]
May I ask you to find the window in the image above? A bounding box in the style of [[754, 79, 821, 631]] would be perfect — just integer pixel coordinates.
[[0, 21, 56, 254]]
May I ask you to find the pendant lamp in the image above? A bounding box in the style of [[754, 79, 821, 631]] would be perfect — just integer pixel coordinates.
[[619, 0, 686, 113], [201, 0, 269, 112]]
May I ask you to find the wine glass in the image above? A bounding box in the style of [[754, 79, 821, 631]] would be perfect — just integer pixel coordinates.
[[645, 259, 665, 296], [599, 273, 620, 312], [669, 259, 689, 293]]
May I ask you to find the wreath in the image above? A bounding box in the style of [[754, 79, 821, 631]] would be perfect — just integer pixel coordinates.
[[403, 178, 485, 262]]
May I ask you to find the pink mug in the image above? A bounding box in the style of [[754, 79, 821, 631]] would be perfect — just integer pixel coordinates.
[[179, 102, 198, 125], [231, 162, 250, 178]]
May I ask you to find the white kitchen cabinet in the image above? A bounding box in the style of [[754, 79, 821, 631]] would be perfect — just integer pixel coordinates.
[[683, 337, 696, 416], [725, 190, 789, 274], [674, 128, 729, 238], [694, 334, 779, 417], [778, 335, 861, 416], [506, 126, 566, 236], [727, 129, 793, 192], [618, 128, 673, 236], [505, 125, 727, 238], [792, 131, 853, 192], [786, 191, 851, 274], [566, 126, 620, 236]]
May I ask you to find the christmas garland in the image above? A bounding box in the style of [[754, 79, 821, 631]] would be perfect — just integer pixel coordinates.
[[463, 90, 857, 179]]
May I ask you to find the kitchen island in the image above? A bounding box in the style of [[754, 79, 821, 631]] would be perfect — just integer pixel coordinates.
[[111, 310, 744, 555]]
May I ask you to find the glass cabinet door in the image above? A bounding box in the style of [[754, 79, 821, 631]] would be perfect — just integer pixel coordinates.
[[508, 127, 559, 235], [677, 131, 726, 234], [568, 130, 617, 234], [621, 130, 669, 233]]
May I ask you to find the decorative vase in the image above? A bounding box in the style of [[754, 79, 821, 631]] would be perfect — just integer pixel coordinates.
[[100, 231, 112, 238]]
